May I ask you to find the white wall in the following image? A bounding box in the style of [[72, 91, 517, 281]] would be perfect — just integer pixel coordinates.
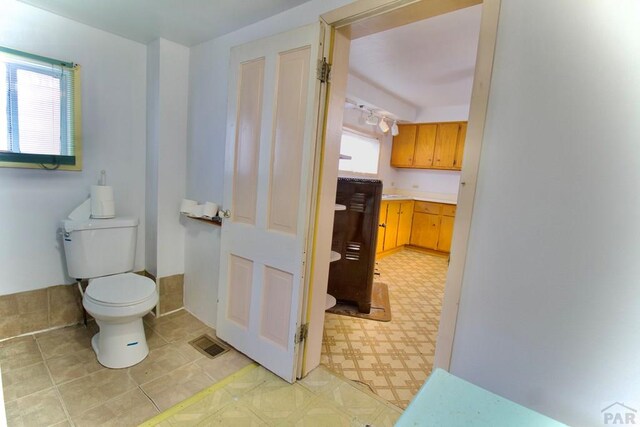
[[184, 0, 352, 326], [450, 1, 640, 426], [155, 39, 189, 278], [0, 0, 147, 294]]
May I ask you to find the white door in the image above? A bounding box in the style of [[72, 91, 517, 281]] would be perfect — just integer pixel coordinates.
[[216, 23, 326, 382]]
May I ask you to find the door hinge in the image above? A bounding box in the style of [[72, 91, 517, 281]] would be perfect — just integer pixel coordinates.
[[295, 323, 309, 344], [317, 58, 331, 83]]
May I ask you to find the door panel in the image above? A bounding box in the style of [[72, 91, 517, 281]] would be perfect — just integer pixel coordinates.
[[261, 266, 294, 347], [232, 59, 264, 225], [268, 47, 311, 234], [217, 23, 325, 383], [227, 255, 253, 328]]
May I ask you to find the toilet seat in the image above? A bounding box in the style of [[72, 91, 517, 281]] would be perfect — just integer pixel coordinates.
[[87, 273, 156, 307]]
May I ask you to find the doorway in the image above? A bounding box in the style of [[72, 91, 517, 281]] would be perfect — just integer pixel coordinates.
[[301, 0, 501, 409]]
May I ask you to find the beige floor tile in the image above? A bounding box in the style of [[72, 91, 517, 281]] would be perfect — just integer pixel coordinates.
[[141, 362, 215, 411], [4, 387, 68, 426], [197, 402, 267, 426], [35, 324, 94, 359], [45, 347, 103, 385], [161, 389, 233, 426], [129, 345, 192, 385], [322, 382, 386, 425], [219, 365, 279, 399], [283, 395, 354, 427], [72, 388, 159, 427], [57, 367, 137, 416], [1, 361, 53, 402], [146, 323, 170, 350], [0, 335, 43, 372], [298, 366, 343, 395], [243, 381, 315, 423], [195, 349, 253, 382]]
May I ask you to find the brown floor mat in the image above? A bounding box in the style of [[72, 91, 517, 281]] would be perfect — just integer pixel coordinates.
[[326, 282, 391, 322]]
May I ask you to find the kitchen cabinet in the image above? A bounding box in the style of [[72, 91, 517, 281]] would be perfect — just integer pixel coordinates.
[[383, 201, 401, 252], [397, 200, 414, 246], [410, 201, 456, 253], [410, 213, 441, 249], [377, 200, 415, 254], [391, 122, 467, 171], [390, 125, 417, 167]]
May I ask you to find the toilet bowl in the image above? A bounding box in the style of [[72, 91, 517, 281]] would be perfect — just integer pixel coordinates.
[[83, 272, 158, 369]]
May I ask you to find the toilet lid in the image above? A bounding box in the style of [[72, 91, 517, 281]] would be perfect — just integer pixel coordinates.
[[86, 273, 156, 306]]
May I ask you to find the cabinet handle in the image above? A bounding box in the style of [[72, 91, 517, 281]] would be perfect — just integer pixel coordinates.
[[379, 223, 386, 228]]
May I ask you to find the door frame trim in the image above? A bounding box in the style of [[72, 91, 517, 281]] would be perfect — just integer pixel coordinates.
[[302, 0, 502, 374]]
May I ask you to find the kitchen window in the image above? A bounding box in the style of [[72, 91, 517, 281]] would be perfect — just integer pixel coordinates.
[[338, 129, 380, 175], [0, 46, 81, 170]]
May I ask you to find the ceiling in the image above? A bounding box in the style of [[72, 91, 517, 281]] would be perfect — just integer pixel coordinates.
[[349, 4, 482, 112], [18, 0, 311, 46]]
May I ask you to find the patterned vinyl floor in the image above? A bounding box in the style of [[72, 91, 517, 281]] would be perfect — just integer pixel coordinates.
[[321, 249, 448, 409]]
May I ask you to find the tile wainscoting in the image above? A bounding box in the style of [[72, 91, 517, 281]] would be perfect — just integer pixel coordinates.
[[0, 271, 185, 341]]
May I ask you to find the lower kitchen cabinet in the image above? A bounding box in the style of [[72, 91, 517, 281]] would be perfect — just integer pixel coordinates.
[[410, 212, 441, 249]]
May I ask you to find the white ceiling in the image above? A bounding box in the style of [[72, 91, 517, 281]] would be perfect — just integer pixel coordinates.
[[348, 4, 482, 112], [18, 0, 311, 46]]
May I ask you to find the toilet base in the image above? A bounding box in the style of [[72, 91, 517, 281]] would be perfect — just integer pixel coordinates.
[[92, 318, 150, 368]]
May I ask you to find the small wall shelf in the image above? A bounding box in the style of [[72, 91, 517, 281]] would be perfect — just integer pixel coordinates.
[[335, 204, 346, 211], [330, 251, 341, 262], [182, 213, 222, 227]]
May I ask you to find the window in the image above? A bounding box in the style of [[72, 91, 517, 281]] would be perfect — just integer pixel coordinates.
[[0, 46, 81, 170], [338, 129, 380, 175]]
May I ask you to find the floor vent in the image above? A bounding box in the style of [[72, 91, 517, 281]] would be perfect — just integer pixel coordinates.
[[189, 334, 229, 359]]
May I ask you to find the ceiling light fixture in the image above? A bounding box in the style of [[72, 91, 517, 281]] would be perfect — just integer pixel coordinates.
[[391, 120, 399, 136], [365, 111, 379, 126], [379, 117, 390, 133]]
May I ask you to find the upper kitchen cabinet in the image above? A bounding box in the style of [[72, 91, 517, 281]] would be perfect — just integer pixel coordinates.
[[390, 124, 417, 167], [391, 121, 467, 171]]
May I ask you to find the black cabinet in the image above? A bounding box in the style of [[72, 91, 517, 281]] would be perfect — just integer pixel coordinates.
[[327, 177, 382, 313]]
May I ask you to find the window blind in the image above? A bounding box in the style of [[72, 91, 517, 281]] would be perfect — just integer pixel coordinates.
[[0, 46, 80, 167]]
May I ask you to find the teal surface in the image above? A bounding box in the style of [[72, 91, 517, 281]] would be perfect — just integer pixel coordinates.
[[395, 369, 566, 426]]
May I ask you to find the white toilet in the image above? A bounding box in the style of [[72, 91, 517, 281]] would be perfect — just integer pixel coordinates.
[[61, 217, 158, 369]]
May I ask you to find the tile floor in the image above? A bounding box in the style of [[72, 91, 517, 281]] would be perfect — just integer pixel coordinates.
[[321, 249, 448, 408], [0, 309, 254, 426], [145, 364, 402, 426]]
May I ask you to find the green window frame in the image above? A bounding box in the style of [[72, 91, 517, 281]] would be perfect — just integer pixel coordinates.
[[0, 46, 82, 170]]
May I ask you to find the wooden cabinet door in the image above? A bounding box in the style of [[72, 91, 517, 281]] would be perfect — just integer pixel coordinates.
[[410, 212, 441, 249], [376, 202, 388, 254], [397, 200, 414, 246], [413, 124, 437, 168], [437, 215, 455, 253], [391, 125, 417, 167], [453, 122, 467, 170], [383, 201, 401, 251], [433, 123, 460, 169]]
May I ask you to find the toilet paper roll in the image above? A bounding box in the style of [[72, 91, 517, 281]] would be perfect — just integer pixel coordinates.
[[180, 199, 197, 214], [91, 185, 115, 219], [202, 202, 219, 219], [191, 204, 205, 218]]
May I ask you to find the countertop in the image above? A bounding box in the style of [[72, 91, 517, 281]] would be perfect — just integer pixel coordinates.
[[381, 194, 457, 205], [396, 369, 564, 426]]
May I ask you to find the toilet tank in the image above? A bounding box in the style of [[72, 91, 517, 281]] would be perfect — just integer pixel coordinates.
[[61, 217, 138, 279]]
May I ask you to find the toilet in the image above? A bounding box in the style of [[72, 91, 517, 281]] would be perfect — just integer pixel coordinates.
[[61, 217, 158, 369]]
